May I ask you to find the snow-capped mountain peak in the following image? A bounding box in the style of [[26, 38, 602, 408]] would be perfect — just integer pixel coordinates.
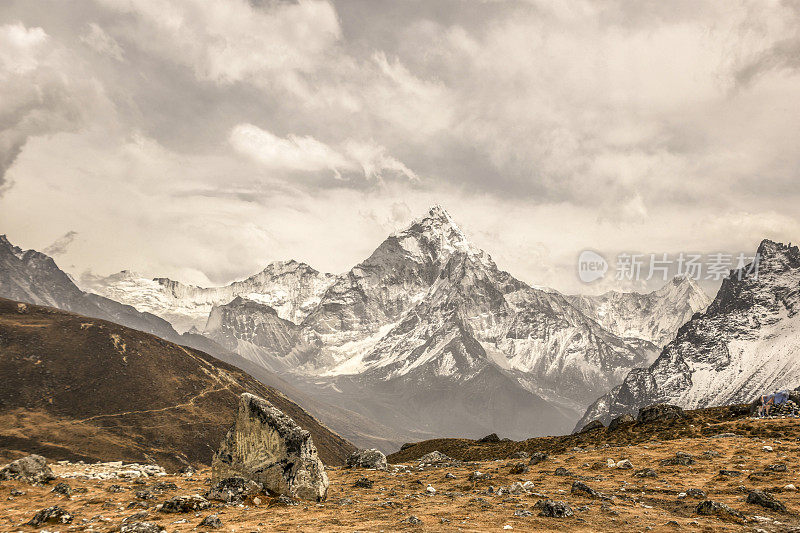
[[80, 260, 334, 333], [567, 275, 711, 349], [392, 205, 489, 266]]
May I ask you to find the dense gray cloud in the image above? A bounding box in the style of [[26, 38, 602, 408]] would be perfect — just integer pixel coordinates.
[[0, 0, 799, 293]]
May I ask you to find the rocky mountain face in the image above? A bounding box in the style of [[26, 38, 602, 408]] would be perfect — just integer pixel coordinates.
[[204, 296, 318, 373], [568, 276, 711, 348], [0, 297, 354, 468], [0, 235, 180, 342], [578, 239, 800, 430], [80, 260, 334, 333]]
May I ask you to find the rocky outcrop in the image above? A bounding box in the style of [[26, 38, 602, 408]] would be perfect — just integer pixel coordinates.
[[212, 393, 329, 501], [578, 420, 605, 433], [637, 404, 685, 424], [608, 413, 635, 430], [0, 455, 55, 484]]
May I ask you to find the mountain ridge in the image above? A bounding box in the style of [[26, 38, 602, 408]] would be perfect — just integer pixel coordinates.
[[577, 239, 800, 430]]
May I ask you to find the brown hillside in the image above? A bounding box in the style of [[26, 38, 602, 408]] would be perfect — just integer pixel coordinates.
[[0, 298, 355, 469]]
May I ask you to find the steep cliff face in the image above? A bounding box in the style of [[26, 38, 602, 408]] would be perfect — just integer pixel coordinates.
[[578, 239, 800, 429]]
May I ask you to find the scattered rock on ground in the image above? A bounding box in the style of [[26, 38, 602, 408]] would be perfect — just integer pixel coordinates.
[[571, 481, 600, 499], [51, 481, 72, 496], [509, 463, 529, 475], [206, 476, 262, 503], [616, 459, 633, 470], [660, 452, 695, 466], [686, 488, 706, 499], [120, 522, 165, 533], [528, 452, 549, 465], [695, 500, 744, 521], [199, 514, 223, 529], [469, 471, 493, 482], [353, 477, 373, 488], [747, 489, 787, 512], [27, 505, 72, 526], [160, 494, 212, 513], [537, 499, 574, 518], [417, 451, 456, 466]]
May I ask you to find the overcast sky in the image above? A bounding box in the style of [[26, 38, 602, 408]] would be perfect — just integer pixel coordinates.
[[1, 0, 799, 294]]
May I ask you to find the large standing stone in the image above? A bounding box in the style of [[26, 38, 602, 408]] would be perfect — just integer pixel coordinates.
[[211, 393, 329, 501]]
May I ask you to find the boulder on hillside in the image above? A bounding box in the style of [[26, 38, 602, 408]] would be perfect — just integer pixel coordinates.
[[211, 393, 329, 501], [417, 451, 457, 466], [637, 404, 685, 424], [0, 455, 56, 484], [608, 414, 635, 431], [346, 449, 387, 470], [579, 420, 605, 433]]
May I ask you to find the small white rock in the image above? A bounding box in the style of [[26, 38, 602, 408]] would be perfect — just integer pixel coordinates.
[[763, 446, 774, 452]]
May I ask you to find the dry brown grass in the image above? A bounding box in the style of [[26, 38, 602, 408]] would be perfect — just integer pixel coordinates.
[[2, 425, 799, 532]]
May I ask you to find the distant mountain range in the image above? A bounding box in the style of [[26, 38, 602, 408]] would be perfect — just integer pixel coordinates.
[[79, 260, 334, 333], [567, 276, 710, 349], [577, 239, 800, 430], [8, 205, 715, 449]]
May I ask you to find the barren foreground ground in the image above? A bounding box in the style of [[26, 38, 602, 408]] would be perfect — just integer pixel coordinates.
[[3, 422, 800, 532]]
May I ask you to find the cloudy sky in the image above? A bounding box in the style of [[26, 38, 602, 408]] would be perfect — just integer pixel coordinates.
[[1, 0, 799, 294]]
